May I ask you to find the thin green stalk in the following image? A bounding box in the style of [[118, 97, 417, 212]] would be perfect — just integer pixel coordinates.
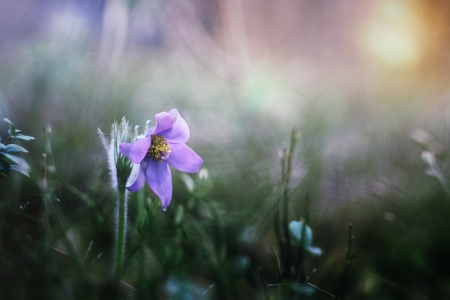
[[336, 223, 354, 299], [114, 185, 128, 280], [346, 223, 353, 265], [280, 149, 290, 279], [296, 193, 311, 283], [42, 127, 54, 270], [42, 126, 86, 276], [281, 128, 299, 280], [283, 128, 299, 225], [43, 154, 51, 265]]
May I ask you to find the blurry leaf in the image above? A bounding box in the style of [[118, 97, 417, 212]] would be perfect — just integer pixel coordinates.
[[198, 168, 209, 180], [410, 128, 433, 146], [305, 246, 322, 256], [0, 152, 27, 166], [0, 152, 30, 173], [181, 173, 195, 193], [3, 144, 28, 153], [4, 118, 16, 136], [175, 205, 184, 224], [422, 151, 450, 194], [165, 278, 208, 300], [289, 221, 312, 246], [12, 134, 35, 141], [0, 143, 5, 150], [10, 165, 30, 177], [232, 254, 250, 275], [290, 284, 315, 296], [3, 118, 14, 126], [289, 220, 322, 256]]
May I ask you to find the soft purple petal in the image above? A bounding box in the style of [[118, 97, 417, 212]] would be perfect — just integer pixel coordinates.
[[146, 159, 173, 210], [166, 143, 203, 173], [127, 163, 146, 192], [119, 136, 151, 164], [148, 111, 175, 135], [159, 109, 190, 144]]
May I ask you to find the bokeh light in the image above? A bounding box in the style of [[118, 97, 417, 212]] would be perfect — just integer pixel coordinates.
[[360, 0, 429, 70]]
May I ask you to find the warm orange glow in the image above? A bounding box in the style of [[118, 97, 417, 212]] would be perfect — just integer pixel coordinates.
[[360, 0, 428, 69]]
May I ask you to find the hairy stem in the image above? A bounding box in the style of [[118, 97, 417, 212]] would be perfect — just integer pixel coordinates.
[[114, 185, 128, 280]]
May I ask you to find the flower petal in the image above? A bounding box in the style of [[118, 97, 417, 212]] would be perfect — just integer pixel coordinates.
[[119, 136, 151, 164], [148, 111, 175, 135], [167, 143, 203, 173], [127, 163, 146, 192], [146, 159, 173, 210], [160, 109, 190, 144]]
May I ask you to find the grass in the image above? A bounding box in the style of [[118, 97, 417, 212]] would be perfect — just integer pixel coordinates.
[[1, 30, 450, 300]]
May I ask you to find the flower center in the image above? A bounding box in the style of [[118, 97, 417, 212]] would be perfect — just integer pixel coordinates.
[[147, 135, 171, 162]]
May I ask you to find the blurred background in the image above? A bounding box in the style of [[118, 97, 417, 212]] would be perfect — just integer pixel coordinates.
[[1, 0, 450, 299]]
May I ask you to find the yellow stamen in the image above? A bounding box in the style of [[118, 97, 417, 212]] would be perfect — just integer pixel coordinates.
[[147, 135, 171, 162]]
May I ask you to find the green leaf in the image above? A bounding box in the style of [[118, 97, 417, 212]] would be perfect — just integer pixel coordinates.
[[4, 118, 16, 136], [3, 144, 28, 153], [3, 118, 14, 126], [12, 134, 35, 141]]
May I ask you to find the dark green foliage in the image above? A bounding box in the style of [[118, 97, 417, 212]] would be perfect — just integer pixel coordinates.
[[0, 118, 34, 178]]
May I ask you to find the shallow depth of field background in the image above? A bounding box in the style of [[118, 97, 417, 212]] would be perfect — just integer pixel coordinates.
[[1, 0, 450, 299]]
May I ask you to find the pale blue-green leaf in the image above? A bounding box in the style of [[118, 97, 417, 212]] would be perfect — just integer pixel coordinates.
[[304, 225, 312, 246], [290, 284, 315, 296], [306, 246, 322, 256], [165, 278, 208, 300], [0, 143, 5, 150], [13, 134, 35, 141], [289, 221, 313, 246], [0, 153, 30, 171], [4, 118, 17, 136], [289, 221, 302, 242], [4, 144, 28, 153], [10, 165, 30, 177], [3, 118, 14, 126]]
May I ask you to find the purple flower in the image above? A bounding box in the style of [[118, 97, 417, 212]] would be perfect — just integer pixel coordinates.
[[119, 109, 203, 210]]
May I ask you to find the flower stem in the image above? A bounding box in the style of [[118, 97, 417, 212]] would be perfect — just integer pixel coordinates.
[[114, 185, 128, 280]]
